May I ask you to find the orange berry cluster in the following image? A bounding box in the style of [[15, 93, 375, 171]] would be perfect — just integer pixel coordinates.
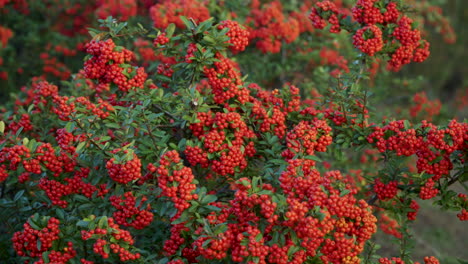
[[282, 119, 332, 159], [249, 83, 300, 138], [84, 39, 147, 92], [110, 192, 154, 229], [186, 111, 255, 176], [368, 120, 467, 179], [279, 159, 377, 264], [149, 0, 209, 29], [247, 1, 300, 53], [218, 20, 250, 53], [349, 0, 431, 71], [368, 119, 468, 216]]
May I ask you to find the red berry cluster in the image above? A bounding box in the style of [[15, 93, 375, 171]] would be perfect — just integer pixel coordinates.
[[154, 33, 170, 46], [249, 83, 300, 138], [247, 1, 300, 53], [352, 0, 399, 25], [51, 95, 75, 121], [352, 25, 383, 56], [184, 42, 197, 63], [0, 25, 13, 48], [31, 80, 58, 110], [155, 150, 197, 219], [414, 1, 456, 44], [373, 178, 398, 201], [409, 91, 441, 121], [149, 0, 209, 29], [34, 242, 77, 264], [378, 213, 402, 238], [84, 39, 147, 92], [12, 216, 60, 258], [318, 47, 350, 77], [347, 0, 431, 71], [203, 53, 248, 105], [388, 16, 430, 71], [218, 20, 250, 53], [7, 113, 33, 134], [106, 152, 142, 184], [0, 145, 31, 172], [36, 142, 75, 176], [163, 223, 189, 257], [39, 52, 71, 80], [282, 119, 332, 159], [309, 1, 344, 33], [407, 199, 420, 221], [419, 178, 438, 200], [81, 217, 140, 261], [39, 168, 101, 208], [0, 166, 7, 182], [279, 159, 377, 264], [368, 119, 467, 178], [379, 256, 440, 264], [95, 0, 137, 22], [185, 111, 256, 176], [110, 192, 154, 229], [368, 120, 467, 205], [457, 194, 468, 221]]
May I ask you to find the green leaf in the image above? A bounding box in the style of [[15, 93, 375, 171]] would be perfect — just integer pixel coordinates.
[[340, 189, 350, 197], [76, 141, 86, 153], [201, 195, 217, 204], [180, 16, 193, 29], [105, 123, 121, 129], [98, 216, 108, 229], [304, 155, 322, 162], [255, 233, 262, 242], [42, 251, 50, 263], [55, 208, 65, 220], [166, 23, 175, 38], [0, 121, 5, 134], [14, 190, 25, 201], [76, 220, 89, 228]]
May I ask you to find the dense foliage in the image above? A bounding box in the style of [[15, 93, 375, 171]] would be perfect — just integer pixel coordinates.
[[0, 1, 466, 264]]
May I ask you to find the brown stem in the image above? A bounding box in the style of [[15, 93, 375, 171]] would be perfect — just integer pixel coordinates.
[[72, 116, 110, 157], [152, 104, 179, 121]]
